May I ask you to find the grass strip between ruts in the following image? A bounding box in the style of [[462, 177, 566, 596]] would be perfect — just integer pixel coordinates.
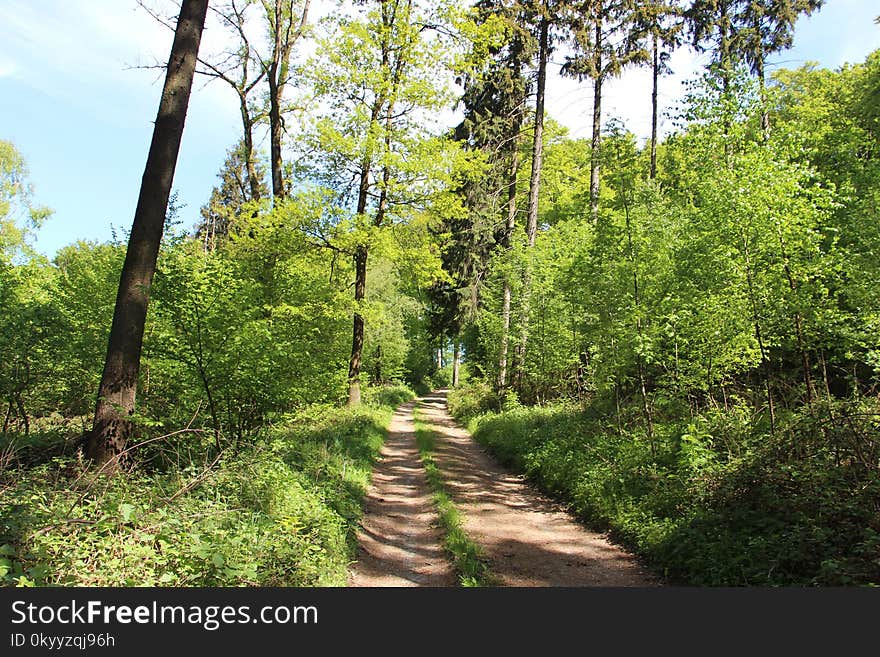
[[413, 407, 495, 587]]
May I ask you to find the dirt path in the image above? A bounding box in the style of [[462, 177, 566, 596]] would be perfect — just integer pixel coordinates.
[[419, 390, 657, 587], [350, 393, 656, 587], [348, 400, 455, 587]]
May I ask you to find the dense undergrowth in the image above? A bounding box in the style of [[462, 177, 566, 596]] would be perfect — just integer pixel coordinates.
[[0, 385, 413, 587], [448, 383, 880, 586]]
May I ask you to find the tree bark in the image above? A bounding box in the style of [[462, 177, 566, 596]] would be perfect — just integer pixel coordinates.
[[756, 55, 771, 142], [496, 71, 524, 393], [514, 15, 548, 389], [267, 72, 284, 199], [238, 94, 262, 201], [452, 341, 460, 387], [589, 18, 603, 223], [590, 77, 602, 222], [650, 31, 659, 180], [87, 0, 208, 466], [741, 232, 776, 434], [264, 0, 310, 201], [525, 17, 548, 251], [347, 245, 368, 406]]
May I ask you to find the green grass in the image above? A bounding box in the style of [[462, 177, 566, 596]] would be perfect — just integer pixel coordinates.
[[448, 380, 880, 586], [413, 408, 494, 587], [0, 384, 414, 587]]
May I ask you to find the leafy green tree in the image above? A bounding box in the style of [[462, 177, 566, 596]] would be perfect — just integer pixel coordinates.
[[304, 0, 462, 405]]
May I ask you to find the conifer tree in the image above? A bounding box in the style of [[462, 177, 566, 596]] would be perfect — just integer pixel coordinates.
[[562, 0, 648, 222]]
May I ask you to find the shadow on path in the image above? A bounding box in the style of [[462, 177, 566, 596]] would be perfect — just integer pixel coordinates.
[[421, 390, 658, 587], [348, 400, 454, 587]]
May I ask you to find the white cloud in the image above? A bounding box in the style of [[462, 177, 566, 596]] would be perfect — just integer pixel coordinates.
[[0, 57, 15, 78]]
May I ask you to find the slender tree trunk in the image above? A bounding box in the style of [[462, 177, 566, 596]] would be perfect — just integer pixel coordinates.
[[590, 20, 603, 223], [452, 341, 460, 387], [347, 152, 373, 406], [265, 0, 311, 201], [348, 245, 368, 407], [757, 55, 771, 142], [2, 399, 11, 434], [742, 233, 776, 434], [268, 74, 284, 199], [238, 95, 261, 201], [86, 0, 208, 466], [498, 282, 513, 390], [650, 31, 659, 180], [525, 18, 547, 250], [719, 13, 732, 164], [619, 166, 654, 447], [14, 393, 28, 436], [777, 227, 815, 407], [590, 77, 603, 222], [514, 16, 548, 389], [497, 92, 524, 392]]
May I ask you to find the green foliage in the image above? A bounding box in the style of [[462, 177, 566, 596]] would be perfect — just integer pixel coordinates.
[[453, 383, 880, 585], [454, 51, 880, 586], [0, 388, 411, 586]]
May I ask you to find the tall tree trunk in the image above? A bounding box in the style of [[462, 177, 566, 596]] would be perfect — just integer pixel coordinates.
[[777, 226, 815, 407], [619, 164, 654, 448], [347, 139, 375, 407], [590, 75, 603, 222], [650, 31, 659, 180], [514, 15, 548, 389], [496, 83, 524, 392], [348, 245, 368, 407], [265, 0, 311, 201], [741, 233, 776, 434], [525, 18, 547, 250], [86, 0, 208, 466], [590, 20, 603, 223], [238, 95, 261, 201], [756, 55, 771, 142], [719, 8, 732, 164], [452, 341, 460, 387], [268, 75, 284, 199]]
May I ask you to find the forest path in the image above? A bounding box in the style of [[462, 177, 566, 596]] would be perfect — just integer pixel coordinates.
[[349, 392, 655, 587], [418, 390, 656, 587], [348, 399, 455, 587]]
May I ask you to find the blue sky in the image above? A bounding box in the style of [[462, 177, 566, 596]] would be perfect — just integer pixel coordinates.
[[1, 0, 878, 258]]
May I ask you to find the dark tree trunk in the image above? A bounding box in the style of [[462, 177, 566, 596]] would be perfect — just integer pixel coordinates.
[[452, 341, 460, 387], [497, 74, 524, 393], [348, 245, 368, 407], [265, 0, 310, 201], [268, 73, 285, 199], [756, 55, 770, 142], [239, 95, 261, 201], [650, 31, 659, 180], [514, 16, 548, 389], [525, 17, 548, 251], [86, 0, 208, 466], [348, 151, 374, 407], [742, 233, 776, 434], [590, 76, 602, 222]]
